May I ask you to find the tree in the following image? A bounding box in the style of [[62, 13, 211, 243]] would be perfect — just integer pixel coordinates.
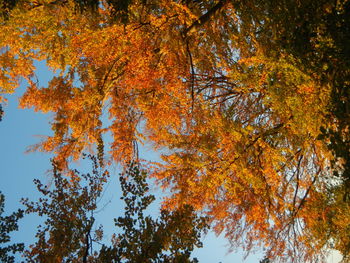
[[0, 192, 24, 263], [98, 162, 208, 263], [1, 0, 349, 261], [22, 155, 108, 262], [23, 156, 207, 262]]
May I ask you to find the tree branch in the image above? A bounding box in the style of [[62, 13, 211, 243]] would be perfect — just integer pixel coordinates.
[[186, 39, 195, 110], [184, 0, 229, 35]]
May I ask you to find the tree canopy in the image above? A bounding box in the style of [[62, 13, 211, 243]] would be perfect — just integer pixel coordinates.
[[0, 0, 349, 262]]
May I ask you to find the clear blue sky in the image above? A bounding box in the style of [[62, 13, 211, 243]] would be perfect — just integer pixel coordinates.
[[0, 63, 341, 262]]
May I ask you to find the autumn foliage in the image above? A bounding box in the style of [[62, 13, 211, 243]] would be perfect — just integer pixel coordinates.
[[1, 0, 349, 262]]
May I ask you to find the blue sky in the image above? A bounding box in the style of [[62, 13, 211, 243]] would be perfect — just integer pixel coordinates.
[[0, 63, 342, 263]]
